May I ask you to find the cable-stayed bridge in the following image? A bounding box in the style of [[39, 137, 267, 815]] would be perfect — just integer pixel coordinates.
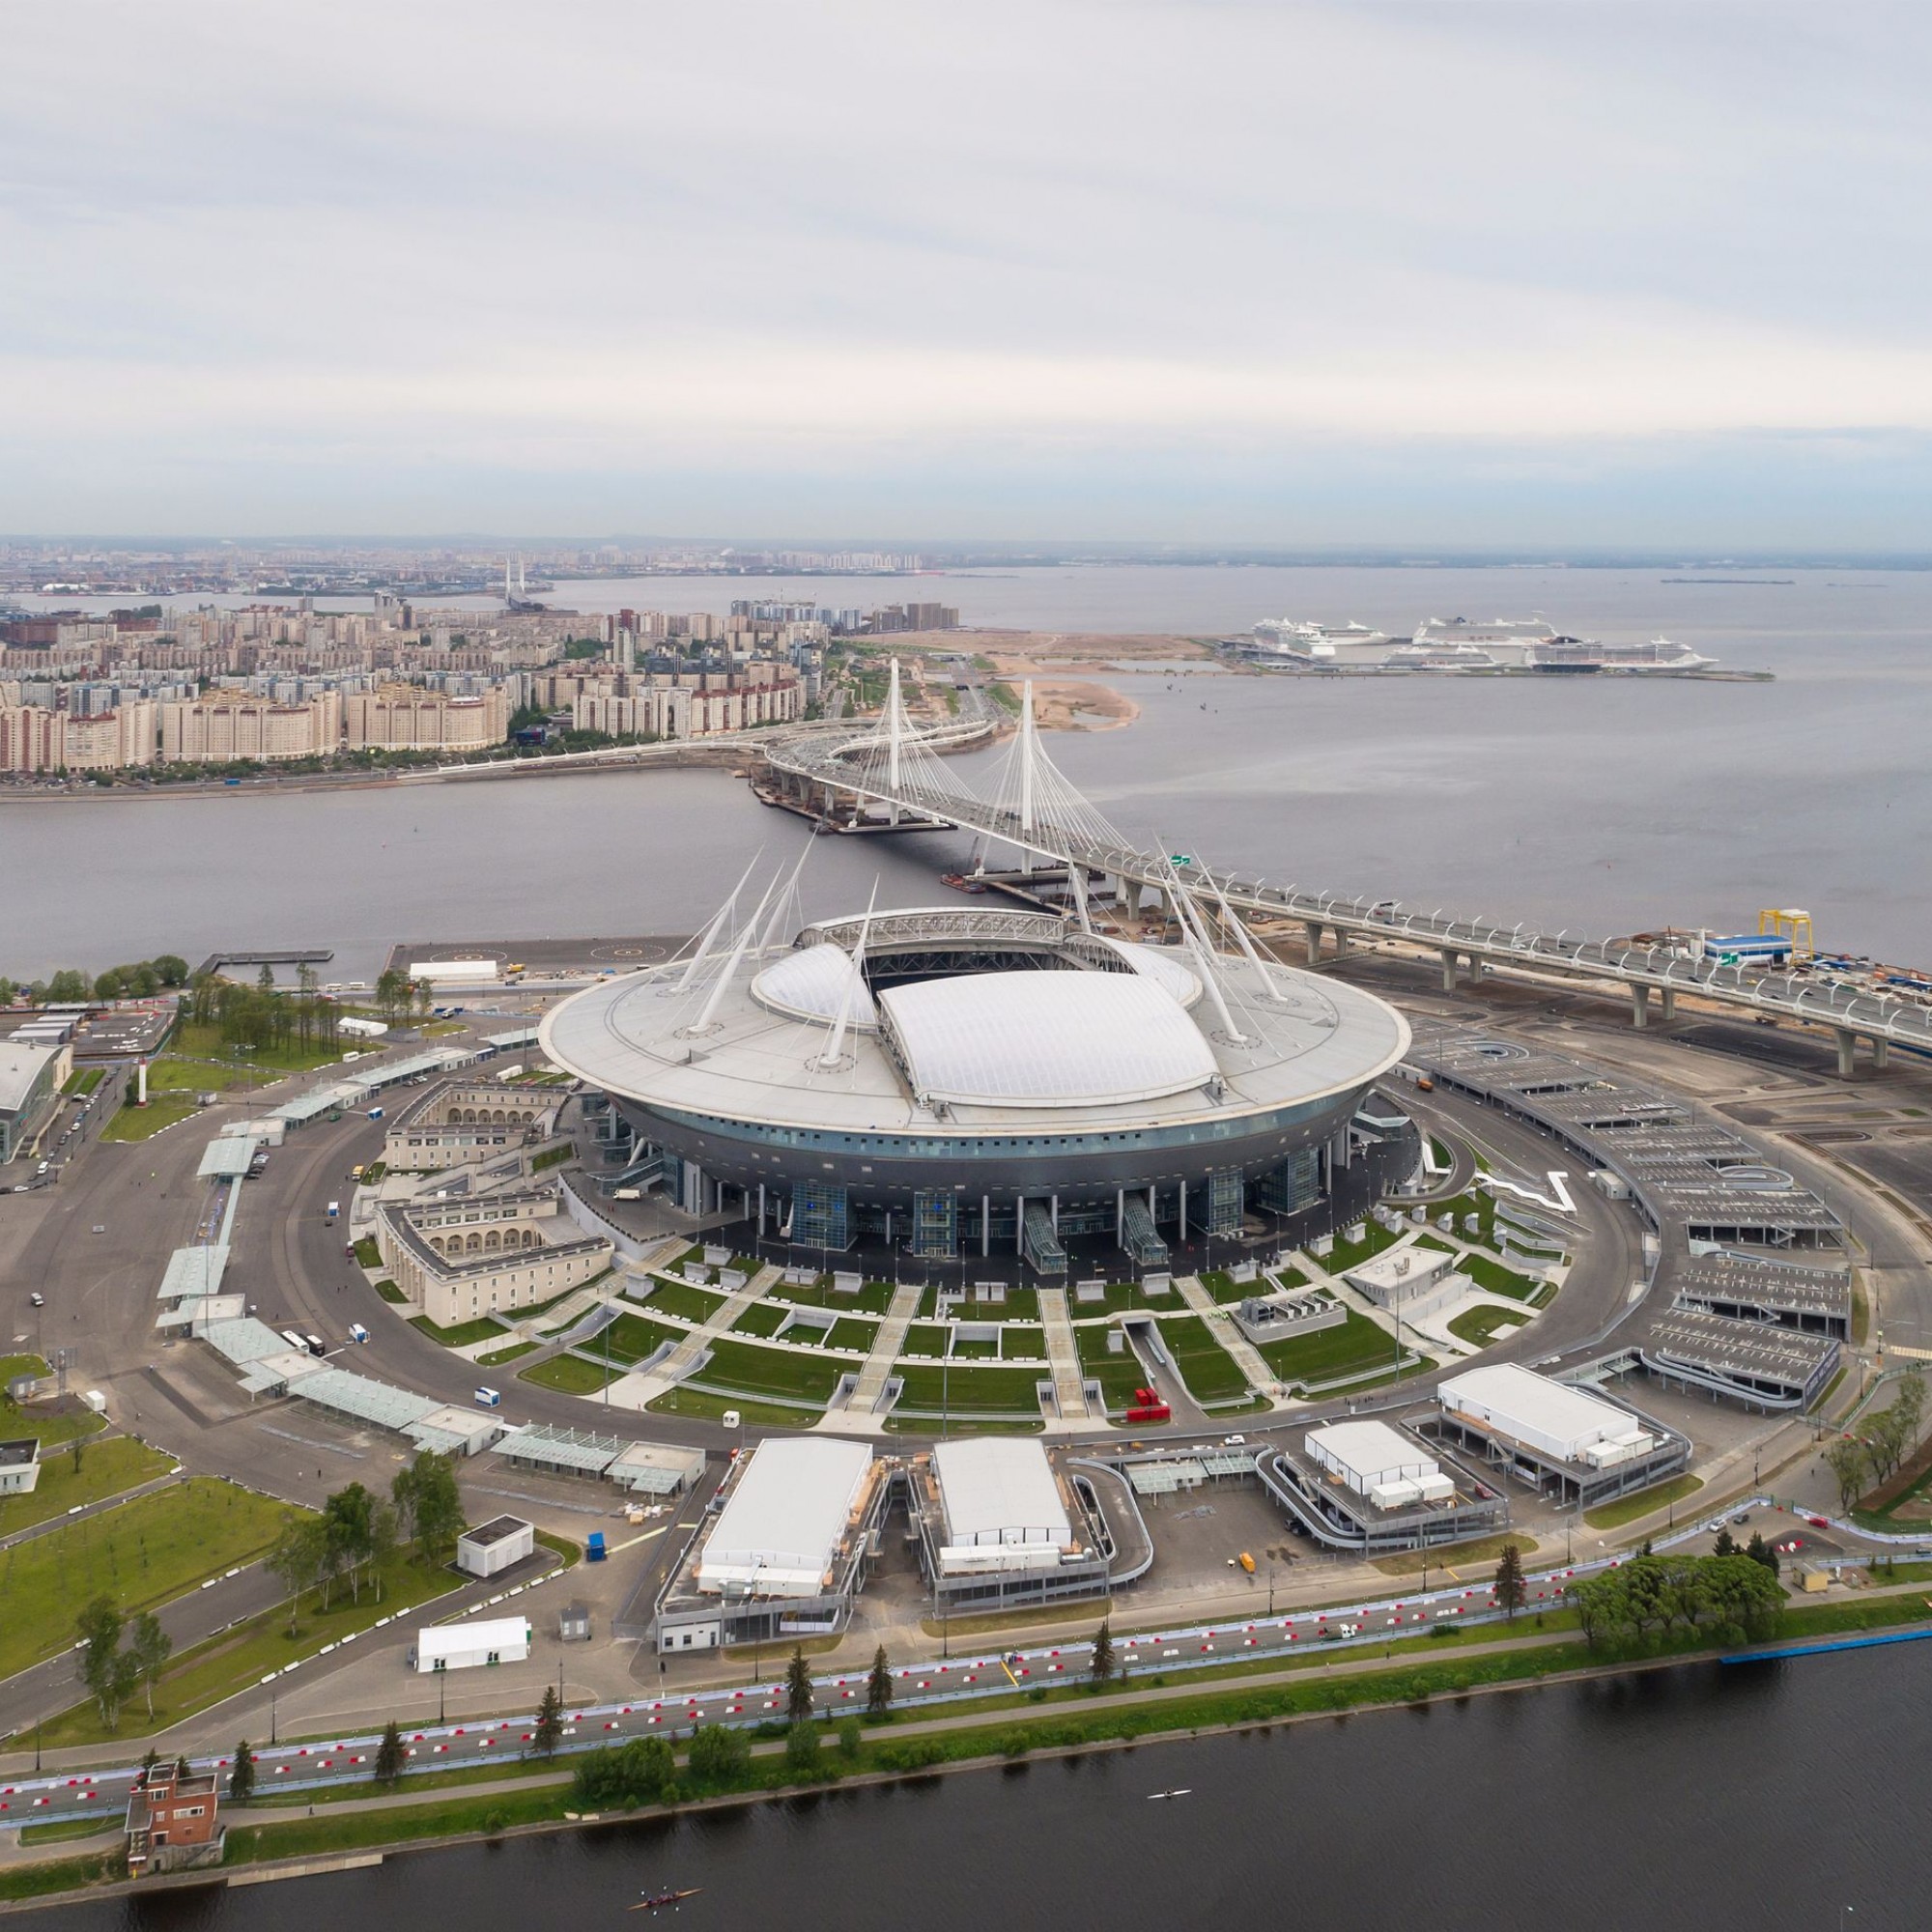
[[762, 664, 1931, 1076]]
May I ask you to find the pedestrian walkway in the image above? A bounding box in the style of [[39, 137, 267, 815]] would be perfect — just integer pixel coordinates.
[[841, 1284, 923, 1419], [1037, 1288, 1094, 1423], [1174, 1273, 1275, 1394], [601, 1263, 779, 1410]]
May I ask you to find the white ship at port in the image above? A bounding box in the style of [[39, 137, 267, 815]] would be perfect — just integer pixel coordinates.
[[1245, 613, 1718, 674], [1249, 618, 1388, 661]]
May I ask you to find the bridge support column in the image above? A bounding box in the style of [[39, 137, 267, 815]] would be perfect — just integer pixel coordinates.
[[1660, 988, 1676, 1024], [981, 1194, 990, 1259], [1872, 1037, 1890, 1071], [1177, 1181, 1186, 1241], [1440, 948, 1458, 993], [1632, 984, 1651, 1029], [1835, 1029, 1857, 1080], [1305, 921, 1324, 965]]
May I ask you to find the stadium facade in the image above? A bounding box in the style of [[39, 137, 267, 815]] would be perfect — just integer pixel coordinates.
[[541, 900, 1409, 1273]]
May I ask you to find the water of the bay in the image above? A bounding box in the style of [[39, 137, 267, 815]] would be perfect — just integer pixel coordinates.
[[34, 1648, 1925, 1931], [4, 565, 1927, 978]]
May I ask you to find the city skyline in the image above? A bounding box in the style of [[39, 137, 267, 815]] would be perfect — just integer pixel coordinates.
[[8, 2, 1932, 543]]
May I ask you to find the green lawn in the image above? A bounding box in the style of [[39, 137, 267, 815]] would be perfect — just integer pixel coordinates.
[[1321, 1220, 1406, 1274], [0, 1479, 286, 1679], [689, 1339, 845, 1404], [825, 1317, 880, 1352], [1075, 1324, 1149, 1411], [1197, 1270, 1256, 1306], [167, 1019, 344, 1074], [353, 1236, 383, 1267], [1583, 1473, 1705, 1530], [475, 1340, 537, 1367], [1269, 1264, 1309, 1291], [901, 1322, 952, 1356], [62, 1066, 103, 1097], [376, 1278, 409, 1304], [409, 1314, 509, 1349], [99, 1092, 200, 1140], [599, 1312, 684, 1365], [0, 1436, 173, 1536], [1463, 1255, 1547, 1302], [1254, 1308, 1408, 1389], [519, 1354, 620, 1394], [647, 1386, 812, 1427], [143, 1055, 250, 1094], [1154, 1316, 1253, 1403], [34, 1549, 456, 1747], [892, 1361, 1046, 1414], [633, 1278, 724, 1323], [998, 1324, 1046, 1360], [1447, 1304, 1533, 1348], [0, 1355, 108, 1446], [769, 1276, 898, 1315], [918, 1285, 1041, 1321], [1413, 1232, 1458, 1254], [731, 1302, 789, 1339]]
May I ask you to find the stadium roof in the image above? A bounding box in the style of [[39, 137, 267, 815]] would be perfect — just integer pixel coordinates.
[[696, 1437, 871, 1597], [932, 1437, 1070, 1548], [753, 945, 877, 1028], [879, 973, 1216, 1109]]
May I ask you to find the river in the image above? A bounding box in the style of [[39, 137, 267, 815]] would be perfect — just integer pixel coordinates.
[[4, 564, 1929, 979], [36, 1646, 1925, 1931]]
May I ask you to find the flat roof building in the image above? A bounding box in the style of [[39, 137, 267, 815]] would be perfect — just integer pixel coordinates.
[[1429, 1363, 1689, 1508], [0, 1039, 70, 1161], [414, 1615, 532, 1673], [0, 1437, 41, 1496], [457, 1515, 535, 1579], [912, 1437, 1113, 1611], [1263, 1418, 1503, 1552], [656, 1437, 885, 1655]]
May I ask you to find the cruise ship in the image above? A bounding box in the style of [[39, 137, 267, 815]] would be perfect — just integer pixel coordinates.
[[1249, 618, 1389, 661], [1241, 614, 1719, 675]]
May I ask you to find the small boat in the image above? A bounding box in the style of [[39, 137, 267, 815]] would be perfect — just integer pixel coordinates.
[[1146, 1788, 1192, 1801], [940, 873, 989, 895], [631, 1888, 704, 1912]]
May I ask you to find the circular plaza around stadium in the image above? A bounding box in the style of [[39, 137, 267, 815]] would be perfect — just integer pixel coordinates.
[[539, 904, 1409, 1273]]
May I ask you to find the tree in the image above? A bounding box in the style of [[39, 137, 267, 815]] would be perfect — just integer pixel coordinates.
[[367, 1500, 400, 1598], [152, 955, 189, 988], [784, 1646, 814, 1724], [1569, 1553, 1783, 1655], [836, 1715, 863, 1760], [1713, 1527, 1738, 1559], [1090, 1618, 1115, 1685], [374, 1719, 408, 1785], [229, 1740, 256, 1804], [687, 1723, 752, 1790], [0, 978, 15, 1008], [46, 969, 89, 1004], [323, 1482, 377, 1603], [533, 1685, 563, 1760], [94, 970, 124, 1003], [394, 1451, 464, 1566], [1746, 1531, 1780, 1580], [573, 1736, 674, 1807], [784, 1722, 820, 1776], [374, 968, 412, 1023], [1493, 1541, 1526, 1621], [268, 1512, 327, 1635], [1824, 1436, 1868, 1514], [128, 1610, 173, 1719], [76, 1597, 127, 1727], [866, 1644, 894, 1718]]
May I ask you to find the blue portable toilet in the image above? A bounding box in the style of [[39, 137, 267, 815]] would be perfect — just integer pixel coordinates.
[[586, 1531, 608, 1563]]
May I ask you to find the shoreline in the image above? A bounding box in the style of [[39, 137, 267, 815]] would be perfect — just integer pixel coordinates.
[[6, 1604, 1923, 1915]]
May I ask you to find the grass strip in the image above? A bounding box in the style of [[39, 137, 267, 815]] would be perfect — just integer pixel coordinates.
[[0, 1436, 171, 1535], [518, 1354, 620, 1394], [409, 1314, 509, 1348], [1583, 1472, 1705, 1529]]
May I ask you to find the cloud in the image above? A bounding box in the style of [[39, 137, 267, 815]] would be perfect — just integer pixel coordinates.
[[3, 0, 1931, 534]]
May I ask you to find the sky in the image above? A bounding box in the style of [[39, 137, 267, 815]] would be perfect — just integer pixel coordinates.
[[6, 0, 1932, 546]]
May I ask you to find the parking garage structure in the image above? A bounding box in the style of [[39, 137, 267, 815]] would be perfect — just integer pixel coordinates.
[[654, 1436, 887, 1655], [909, 1437, 1116, 1613], [1259, 1417, 1507, 1553], [1422, 1362, 1690, 1510]]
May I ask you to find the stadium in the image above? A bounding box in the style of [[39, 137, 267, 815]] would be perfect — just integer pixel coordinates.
[[540, 888, 1410, 1275]]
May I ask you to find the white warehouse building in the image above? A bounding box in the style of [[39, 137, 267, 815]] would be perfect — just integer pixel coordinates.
[[1305, 1419, 1454, 1510], [1430, 1361, 1689, 1508], [916, 1436, 1112, 1612], [413, 1615, 532, 1673]]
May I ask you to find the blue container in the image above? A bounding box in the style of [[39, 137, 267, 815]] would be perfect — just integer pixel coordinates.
[[586, 1531, 607, 1562]]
